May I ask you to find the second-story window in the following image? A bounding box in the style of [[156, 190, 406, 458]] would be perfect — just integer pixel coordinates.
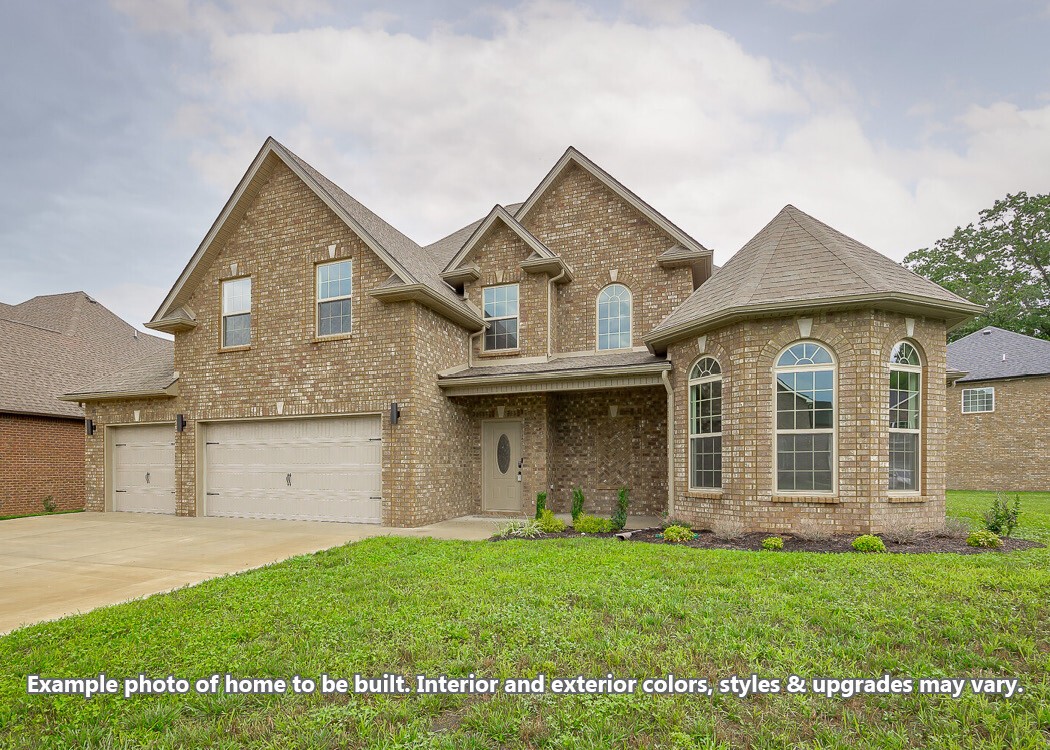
[[483, 284, 519, 351], [221, 277, 251, 348], [317, 260, 352, 337], [597, 283, 632, 350]]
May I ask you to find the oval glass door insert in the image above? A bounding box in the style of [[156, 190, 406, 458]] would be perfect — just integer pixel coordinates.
[[496, 434, 511, 474]]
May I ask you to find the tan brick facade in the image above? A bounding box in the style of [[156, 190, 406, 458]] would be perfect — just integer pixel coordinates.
[[0, 414, 85, 516], [946, 375, 1050, 492]]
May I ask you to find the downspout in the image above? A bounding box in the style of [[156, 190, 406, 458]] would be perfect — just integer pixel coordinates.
[[661, 368, 675, 517], [468, 328, 484, 369], [547, 267, 566, 360]]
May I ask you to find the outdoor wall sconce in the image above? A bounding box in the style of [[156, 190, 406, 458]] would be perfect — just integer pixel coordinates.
[[390, 402, 401, 425], [85, 419, 95, 436], [176, 414, 186, 433]]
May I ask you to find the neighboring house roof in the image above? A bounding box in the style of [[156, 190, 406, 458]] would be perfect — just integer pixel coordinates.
[[947, 326, 1050, 383], [0, 292, 173, 418], [647, 204, 983, 352]]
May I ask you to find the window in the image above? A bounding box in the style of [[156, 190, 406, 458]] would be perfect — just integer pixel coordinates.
[[889, 341, 922, 492], [482, 284, 519, 351], [597, 284, 632, 350], [962, 387, 994, 413], [221, 277, 251, 348], [775, 342, 835, 493], [689, 357, 722, 489], [316, 260, 352, 337]]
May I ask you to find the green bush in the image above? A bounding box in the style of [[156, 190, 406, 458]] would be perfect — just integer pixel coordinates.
[[967, 530, 1003, 549], [610, 486, 630, 531], [571, 487, 586, 521], [660, 514, 691, 530], [984, 492, 1021, 537], [537, 508, 566, 533], [662, 524, 694, 542], [851, 534, 887, 553], [761, 536, 784, 551], [573, 514, 614, 533], [535, 491, 547, 520], [42, 495, 56, 514], [495, 519, 543, 539]]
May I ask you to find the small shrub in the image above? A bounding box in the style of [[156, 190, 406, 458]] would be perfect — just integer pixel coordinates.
[[761, 536, 784, 551], [537, 508, 566, 533], [662, 524, 694, 543], [792, 522, 833, 543], [967, 530, 1003, 549], [660, 513, 691, 530], [935, 517, 971, 539], [610, 486, 630, 531], [535, 491, 547, 520], [882, 525, 921, 545], [571, 487, 586, 521], [712, 520, 745, 540], [851, 534, 887, 553], [573, 514, 614, 533], [983, 492, 1021, 537], [495, 519, 543, 539], [42, 496, 56, 514]]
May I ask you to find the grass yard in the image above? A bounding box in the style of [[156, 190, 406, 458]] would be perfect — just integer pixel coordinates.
[[0, 509, 83, 522], [1, 492, 1048, 749]]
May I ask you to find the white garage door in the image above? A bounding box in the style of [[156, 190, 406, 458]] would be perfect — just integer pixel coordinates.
[[111, 424, 176, 514], [203, 416, 382, 523]]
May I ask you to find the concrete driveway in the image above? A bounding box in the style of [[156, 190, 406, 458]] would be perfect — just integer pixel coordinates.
[[0, 512, 501, 635]]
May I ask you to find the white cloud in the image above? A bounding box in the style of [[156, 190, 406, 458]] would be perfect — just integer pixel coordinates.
[[109, 0, 329, 34], [770, 0, 838, 12]]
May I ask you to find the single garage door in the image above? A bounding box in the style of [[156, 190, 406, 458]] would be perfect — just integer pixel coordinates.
[[203, 416, 382, 523], [111, 424, 176, 514]]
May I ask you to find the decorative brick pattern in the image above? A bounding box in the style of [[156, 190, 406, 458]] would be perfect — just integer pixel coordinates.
[[945, 375, 1050, 491], [0, 414, 84, 516]]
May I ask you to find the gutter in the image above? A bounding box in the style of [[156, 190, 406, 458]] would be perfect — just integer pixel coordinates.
[[661, 369, 675, 517], [438, 361, 671, 389], [57, 384, 179, 402]]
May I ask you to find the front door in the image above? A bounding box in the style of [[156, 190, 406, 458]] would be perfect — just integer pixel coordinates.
[[482, 420, 522, 513]]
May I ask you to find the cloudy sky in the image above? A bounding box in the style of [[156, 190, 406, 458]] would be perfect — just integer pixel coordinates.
[[2, 1, 1049, 330]]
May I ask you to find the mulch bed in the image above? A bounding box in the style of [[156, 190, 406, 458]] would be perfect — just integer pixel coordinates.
[[493, 527, 1044, 554]]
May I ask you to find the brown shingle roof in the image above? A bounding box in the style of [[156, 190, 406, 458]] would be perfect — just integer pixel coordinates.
[[63, 347, 177, 400], [648, 205, 982, 348], [0, 293, 173, 418]]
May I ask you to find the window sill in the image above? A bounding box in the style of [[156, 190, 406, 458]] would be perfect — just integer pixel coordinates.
[[311, 332, 354, 344], [478, 348, 521, 358], [218, 345, 251, 353], [888, 494, 928, 504], [772, 494, 839, 505], [686, 489, 724, 499]]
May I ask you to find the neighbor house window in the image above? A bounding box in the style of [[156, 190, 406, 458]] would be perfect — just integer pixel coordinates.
[[221, 277, 251, 348], [889, 341, 922, 492], [316, 260, 352, 337], [689, 357, 722, 489], [962, 387, 994, 413], [483, 284, 519, 351], [775, 342, 835, 493], [596, 283, 632, 350]]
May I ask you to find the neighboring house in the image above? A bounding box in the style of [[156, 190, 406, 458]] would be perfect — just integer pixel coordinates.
[[64, 139, 981, 533], [945, 326, 1050, 492], [0, 292, 172, 516]]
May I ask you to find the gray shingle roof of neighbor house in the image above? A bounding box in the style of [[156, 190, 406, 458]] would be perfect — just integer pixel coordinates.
[[439, 350, 668, 383], [646, 204, 984, 352], [0, 292, 173, 418], [947, 326, 1050, 382]]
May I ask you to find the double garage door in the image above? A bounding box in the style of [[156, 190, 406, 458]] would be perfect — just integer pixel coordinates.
[[110, 416, 382, 523]]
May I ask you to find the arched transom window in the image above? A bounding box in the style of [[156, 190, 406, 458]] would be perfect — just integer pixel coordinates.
[[775, 342, 835, 493], [689, 357, 722, 489], [889, 341, 922, 492], [596, 284, 632, 350]]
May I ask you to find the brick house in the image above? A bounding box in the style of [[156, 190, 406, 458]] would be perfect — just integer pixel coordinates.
[[0, 292, 172, 516], [64, 139, 982, 533], [945, 327, 1050, 492]]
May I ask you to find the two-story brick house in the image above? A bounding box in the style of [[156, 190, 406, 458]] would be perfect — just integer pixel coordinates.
[[64, 139, 982, 533]]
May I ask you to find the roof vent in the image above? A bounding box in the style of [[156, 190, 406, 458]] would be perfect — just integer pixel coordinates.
[[1002, 353, 1007, 361], [982, 329, 992, 334]]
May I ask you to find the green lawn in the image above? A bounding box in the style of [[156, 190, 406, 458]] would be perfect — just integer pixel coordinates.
[[1, 493, 1048, 749], [0, 509, 83, 522]]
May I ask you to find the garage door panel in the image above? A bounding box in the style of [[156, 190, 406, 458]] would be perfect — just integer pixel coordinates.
[[111, 424, 176, 515], [204, 416, 382, 523]]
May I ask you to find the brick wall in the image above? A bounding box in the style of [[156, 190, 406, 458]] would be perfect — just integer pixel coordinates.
[[945, 375, 1050, 491], [0, 413, 85, 515]]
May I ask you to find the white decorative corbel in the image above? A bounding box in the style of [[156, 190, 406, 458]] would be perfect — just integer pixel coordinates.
[[905, 317, 915, 337], [696, 335, 707, 353], [328, 244, 337, 259], [610, 269, 618, 282], [276, 401, 284, 415], [609, 404, 618, 418], [497, 405, 506, 419], [133, 410, 140, 422], [797, 317, 813, 338], [230, 262, 238, 276]]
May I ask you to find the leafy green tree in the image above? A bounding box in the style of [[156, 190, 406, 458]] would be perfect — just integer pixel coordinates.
[[904, 191, 1050, 340]]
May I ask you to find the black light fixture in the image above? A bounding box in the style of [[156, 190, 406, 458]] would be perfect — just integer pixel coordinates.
[[390, 402, 401, 425], [85, 419, 95, 436], [176, 414, 186, 433]]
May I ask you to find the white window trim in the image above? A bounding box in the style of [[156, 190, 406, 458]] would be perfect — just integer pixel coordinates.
[[889, 342, 922, 495], [688, 357, 722, 491], [595, 283, 633, 352], [961, 386, 995, 414], [315, 259, 353, 338], [773, 341, 837, 496], [482, 283, 520, 352], [220, 276, 251, 349]]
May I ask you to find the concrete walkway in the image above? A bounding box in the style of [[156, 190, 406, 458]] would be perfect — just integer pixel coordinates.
[[0, 512, 503, 635]]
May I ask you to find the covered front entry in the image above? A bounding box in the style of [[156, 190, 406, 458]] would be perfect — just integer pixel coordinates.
[[481, 420, 523, 512], [202, 415, 382, 523], [110, 423, 176, 514]]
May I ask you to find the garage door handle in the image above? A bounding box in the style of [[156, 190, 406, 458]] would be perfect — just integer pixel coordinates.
[[145, 472, 150, 484], [206, 492, 219, 496], [286, 473, 292, 486], [115, 490, 127, 493], [369, 496, 382, 500]]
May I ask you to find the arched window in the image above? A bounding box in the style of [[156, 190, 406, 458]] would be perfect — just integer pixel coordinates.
[[889, 341, 922, 492], [775, 342, 835, 493], [596, 284, 632, 350], [689, 357, 722, 489]]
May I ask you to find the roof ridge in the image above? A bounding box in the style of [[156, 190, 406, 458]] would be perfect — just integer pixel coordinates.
[[738, 217, 793, 305]]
